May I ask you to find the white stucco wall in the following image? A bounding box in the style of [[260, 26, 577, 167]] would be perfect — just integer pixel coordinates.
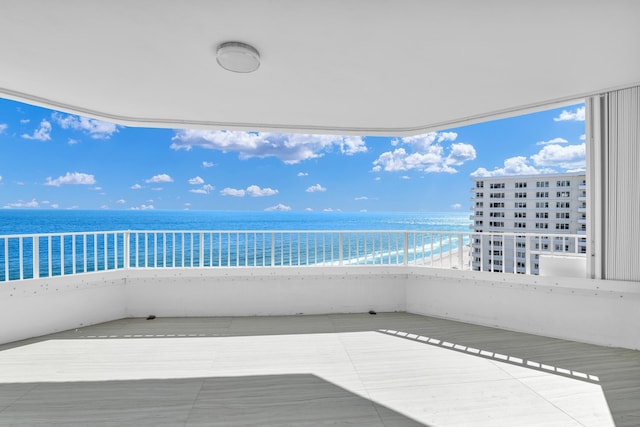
[[0, 267, 407, 345], [0, 272, 127, 345], [405, 268, 640, 350], [2, 266, 639, 350], [123, 267, 407, 317]]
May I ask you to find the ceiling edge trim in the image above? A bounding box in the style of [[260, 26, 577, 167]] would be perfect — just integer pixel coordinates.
[[1, 83, 638, 137]]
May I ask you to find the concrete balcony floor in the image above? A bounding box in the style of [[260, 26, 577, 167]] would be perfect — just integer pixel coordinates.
[[0, 313, 638, 426]]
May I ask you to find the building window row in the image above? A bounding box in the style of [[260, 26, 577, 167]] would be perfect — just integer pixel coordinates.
[[490, 183, 505, 189], [536, 181, 549, 188], [514, 202, 526, 208], [536, 191, 549, 198], [515, 192, 527, 198], [490, 202, 504, 208], [515, 182, 527, 188], [490, 193, 505, 198]]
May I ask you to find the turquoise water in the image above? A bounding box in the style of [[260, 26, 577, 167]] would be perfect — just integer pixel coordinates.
[[0, 210, 471, 280], [0, 210, 471, 235]]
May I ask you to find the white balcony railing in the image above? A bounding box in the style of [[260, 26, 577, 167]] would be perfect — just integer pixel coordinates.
[[0, 230, 471, 281], [0, 230, 586, 282]]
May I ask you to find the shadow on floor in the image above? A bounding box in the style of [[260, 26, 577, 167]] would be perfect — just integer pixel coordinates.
[[0, 374, 426, 426], [1, 312, 639, 426]]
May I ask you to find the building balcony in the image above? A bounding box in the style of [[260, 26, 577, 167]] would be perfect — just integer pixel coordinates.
[[0, 229, 637, 427]]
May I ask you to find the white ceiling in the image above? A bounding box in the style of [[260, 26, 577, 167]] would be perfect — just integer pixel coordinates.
[[1, 0, 639, 136]]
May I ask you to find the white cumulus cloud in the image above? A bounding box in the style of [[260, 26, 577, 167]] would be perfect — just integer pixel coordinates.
[[531, 143, 586, 170], [297, 172, 309, 177], [145, 174, 173, 183], [131, 184, 142, 190], [220, 185, 277, 197], [471, 156, 553, 177], [306, 184, 326, 193], [190, 184, 214, 194], [131, 204, 154, 210], [438, 132, 458, 142], [246, 185, 278, 197], [536, 137, 568, 146], [52, 113, 118, 139], [374, 132, 475, 174], [22, 119, 52, 141], [202, 161, 215, 168], [451, 203, 462, 210], [446, 143, 477, 166], [170, 130, 367, 164], [45, 172, 96, 186], [117, 199, 126, 204], [265, 203, 292, 211], [220, 187, 246, 197], [188, 176, 205, 185], [553, 106, 585, 122], [0, 123, 7, 134], [4, 198, 40, 209], [355, 196, 368, 201]]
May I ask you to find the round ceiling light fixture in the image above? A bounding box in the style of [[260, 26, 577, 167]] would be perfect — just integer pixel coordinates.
[[216, 41, 260, 73]]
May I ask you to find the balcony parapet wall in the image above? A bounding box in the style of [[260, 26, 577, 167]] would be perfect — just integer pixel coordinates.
[[1, 267, 638, 350]]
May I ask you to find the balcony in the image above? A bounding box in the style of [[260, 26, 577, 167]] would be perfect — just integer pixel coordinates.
[[1, 229, 638, 426], [1, 311, 636, 426]]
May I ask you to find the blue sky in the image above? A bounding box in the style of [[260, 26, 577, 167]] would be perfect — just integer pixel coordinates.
[[0, 97, 585, 212]]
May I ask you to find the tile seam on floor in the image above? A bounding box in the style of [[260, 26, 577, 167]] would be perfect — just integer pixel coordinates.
[[182, 377, 207, 427], [335, 331, 386, 426], [491, 360, 592, 427]]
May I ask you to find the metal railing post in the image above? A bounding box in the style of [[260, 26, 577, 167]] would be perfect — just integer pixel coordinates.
[[458, 233, 463, 270], [271, 232, 275, 266], [403, 232, 409, 266], [124, 231, 130, 269], [199, 232, 204, 267], [33, 236, 39, 279]]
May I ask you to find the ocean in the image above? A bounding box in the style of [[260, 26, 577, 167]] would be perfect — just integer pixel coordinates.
[[0, 210, 471, 235], [0, 210, 471, 280]]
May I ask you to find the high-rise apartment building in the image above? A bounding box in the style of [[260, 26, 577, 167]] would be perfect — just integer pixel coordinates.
[[470, 172, 586, 274]]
